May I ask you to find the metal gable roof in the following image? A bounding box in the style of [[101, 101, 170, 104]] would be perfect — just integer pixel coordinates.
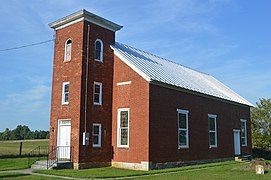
[[111, 42, 253, 107]]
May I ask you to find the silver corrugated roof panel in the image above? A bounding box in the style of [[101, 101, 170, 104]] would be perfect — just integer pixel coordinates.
[[111, 42, 253, 107]]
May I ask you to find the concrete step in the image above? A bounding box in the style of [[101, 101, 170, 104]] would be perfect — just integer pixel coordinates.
[[31, 160, 49, 170], [235, 155, 252, 162], [31, 160, 73, 170], [34, 160, 47, 165], [54, 161, 73, 169]]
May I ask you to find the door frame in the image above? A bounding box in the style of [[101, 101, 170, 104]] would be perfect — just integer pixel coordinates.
[[233, 129, 241, 156], [57, 119, 71, 159]]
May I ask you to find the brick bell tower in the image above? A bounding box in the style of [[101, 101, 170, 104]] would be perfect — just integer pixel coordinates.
[[49, 9, 122, 169]]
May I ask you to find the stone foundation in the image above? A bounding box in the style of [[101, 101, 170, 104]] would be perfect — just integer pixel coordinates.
[[73, 157, 234, 170], [73, 162, 111, 169], [112, 161, 150, 171], [149, 157, 233, 170], [112, 157, 234, 171]]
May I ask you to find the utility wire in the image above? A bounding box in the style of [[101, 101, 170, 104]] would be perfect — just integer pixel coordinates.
[[0, 39, 54, 52]]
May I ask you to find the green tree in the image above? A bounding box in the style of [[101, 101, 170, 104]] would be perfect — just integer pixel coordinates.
[[38, 130, 48, 139], [0, 125, 49, 140], [2, 128, 11, 140], [11, 125, 31, 140], [251, 98, 271, 150]]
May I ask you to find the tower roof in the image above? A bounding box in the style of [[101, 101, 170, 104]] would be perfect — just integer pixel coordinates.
[[49, 9, 123, 32]]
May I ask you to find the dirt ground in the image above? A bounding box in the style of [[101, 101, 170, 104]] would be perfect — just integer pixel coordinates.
[[239, 160, 271, 172]]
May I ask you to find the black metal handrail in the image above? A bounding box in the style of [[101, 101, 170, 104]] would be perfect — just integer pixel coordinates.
[[47, 146, 73, 169], [27, 146, 49, 167]]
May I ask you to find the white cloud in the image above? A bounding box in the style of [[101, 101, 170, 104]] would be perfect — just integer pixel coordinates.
[[0, 74, 51, 131], [0, 84, 50, 115]]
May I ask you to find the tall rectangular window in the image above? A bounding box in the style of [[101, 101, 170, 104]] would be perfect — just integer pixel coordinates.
[[208, 114, 217, 148], [62, 82, 69, 105], [177, 109, 189, 148], [241, 119, 247, 146], [93, 82, 102, 105], [93, 123, 101, 147], [117, 108, 129, 147]]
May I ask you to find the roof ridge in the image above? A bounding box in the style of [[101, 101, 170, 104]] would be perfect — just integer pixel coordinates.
[[115, 42, 210, 76]]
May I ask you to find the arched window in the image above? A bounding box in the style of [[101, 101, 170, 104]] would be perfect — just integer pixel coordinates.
[[95, 39, 103, 62], [64, 39, 72, 61]]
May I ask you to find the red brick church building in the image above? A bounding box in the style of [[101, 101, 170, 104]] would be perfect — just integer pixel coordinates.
[[49, 9, 252, 170]]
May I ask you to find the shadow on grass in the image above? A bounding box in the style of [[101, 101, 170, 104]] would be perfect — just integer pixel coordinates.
[[0, 173, 29, 178]]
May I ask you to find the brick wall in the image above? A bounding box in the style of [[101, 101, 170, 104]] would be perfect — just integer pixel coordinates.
[[78, 21, 115, 164], [49, 21, 84, 163], [149, 83, 252, 163], [112, 55, 150, 164]]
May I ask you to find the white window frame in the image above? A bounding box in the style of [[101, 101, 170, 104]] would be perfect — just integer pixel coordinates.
[[92, 123, 102, 147], [62, 82, 69, 105], [240, 119, 247, 146], [208, 114, 217, 148], [94, 39, 103, 62], [117, 108, 129, 148], [93, 82, 102, 105], [177, 109, 189, 149], [64, 39, 72, 62]]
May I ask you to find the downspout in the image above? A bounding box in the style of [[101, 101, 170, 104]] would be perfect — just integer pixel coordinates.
[[83, 24, 90, 146]]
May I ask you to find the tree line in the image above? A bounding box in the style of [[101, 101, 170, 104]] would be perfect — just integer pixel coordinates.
[[0, 125, 49, 140]]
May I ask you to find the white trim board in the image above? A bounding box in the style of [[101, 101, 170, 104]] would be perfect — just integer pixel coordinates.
[[117, 81, 132, 86], [49, 9, 122, 32]]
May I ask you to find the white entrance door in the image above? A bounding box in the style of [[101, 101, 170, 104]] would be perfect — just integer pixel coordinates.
[[58, 120, 71, 160], [233, 129, 241, 156]]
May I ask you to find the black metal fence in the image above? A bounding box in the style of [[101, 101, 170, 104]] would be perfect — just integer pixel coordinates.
[[0, 140, 49, 158]]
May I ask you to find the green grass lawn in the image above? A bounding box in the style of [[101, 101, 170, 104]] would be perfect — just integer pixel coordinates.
[[0, 158, 30, 171], [131, 163, 271, 180], [35, 161, 271, 179], [0, 172, 61, 180], [0, 139, 49, 157], [0, 159, 270, 179]]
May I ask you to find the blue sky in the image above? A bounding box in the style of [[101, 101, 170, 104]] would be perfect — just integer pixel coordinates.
[[0, 0, 270, 132]]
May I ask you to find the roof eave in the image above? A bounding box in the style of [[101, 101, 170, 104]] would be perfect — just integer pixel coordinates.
[[49, 9, 123, 32], [150, 80, 254, 108]]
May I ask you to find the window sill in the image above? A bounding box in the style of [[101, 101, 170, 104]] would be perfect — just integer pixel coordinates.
[[178, 146, 189, 149], [93, 145, 101, 148], [209, 146, 217, 149], [94, 59, 103, 63], [117, 146, 129, 149], [62, 103, 69, 105], [93, 103, 102, 106]]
